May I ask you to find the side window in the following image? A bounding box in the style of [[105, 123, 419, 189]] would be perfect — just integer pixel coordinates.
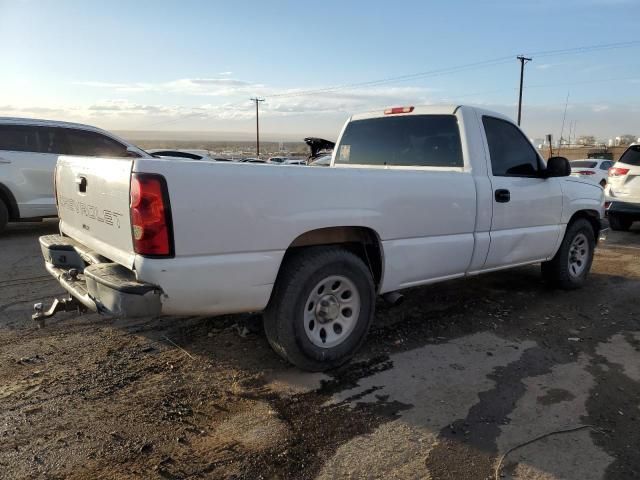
[[38, 127, 68, 154], [0, 125, 40, 153], [482, 116, 540, 177], [65, 129, 128, 157], [600, 161, 613, 170]]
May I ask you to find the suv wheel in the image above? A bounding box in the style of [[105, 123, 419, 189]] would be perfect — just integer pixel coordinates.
[[609, 214, 632, 232], [541, 218, 595, 289], [0, 200, 8, 233], [264, 247, 375, 371]]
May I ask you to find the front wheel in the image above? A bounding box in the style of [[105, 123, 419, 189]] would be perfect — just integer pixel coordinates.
[[541, 219, 595, 289], [264, 247, 375, 371]]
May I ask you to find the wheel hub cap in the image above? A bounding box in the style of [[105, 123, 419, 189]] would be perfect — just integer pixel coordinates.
[[568, 233, 589, 278], [316, 295, 340, 323], [303, 275, 361, 349]]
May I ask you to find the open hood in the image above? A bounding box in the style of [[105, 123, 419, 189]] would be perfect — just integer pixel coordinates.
[[304, 137, 335, 160]]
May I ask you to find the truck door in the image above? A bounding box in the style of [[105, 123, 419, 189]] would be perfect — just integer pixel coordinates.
[[481, 115, 562, 269]]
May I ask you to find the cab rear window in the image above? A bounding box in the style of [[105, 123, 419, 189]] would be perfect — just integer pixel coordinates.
[[335, 114, 463, 168], [619, 145, 640, 166]]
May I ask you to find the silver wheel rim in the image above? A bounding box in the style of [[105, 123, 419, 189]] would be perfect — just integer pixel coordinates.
[[303, 275, 361, 348], [568, 233, 589, 278]]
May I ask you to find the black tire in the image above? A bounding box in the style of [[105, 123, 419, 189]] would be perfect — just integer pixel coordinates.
[[541, 218, 595, 289], [264, 246, 375, 371], [609, 214, 632, 232], [0, 200, 8, 233]]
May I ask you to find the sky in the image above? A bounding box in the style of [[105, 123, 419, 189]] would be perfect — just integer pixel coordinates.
[[1, 0, 640, 142]]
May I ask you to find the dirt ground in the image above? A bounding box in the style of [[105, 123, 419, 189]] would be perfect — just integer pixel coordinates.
[[1, 220, 639, 480]]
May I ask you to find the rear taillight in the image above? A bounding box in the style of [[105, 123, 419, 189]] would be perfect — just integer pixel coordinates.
[[609, 167, 630, 177], [384, 106, 414, 114], [577, 170, 595, 175], [130, 173, 173, 257]]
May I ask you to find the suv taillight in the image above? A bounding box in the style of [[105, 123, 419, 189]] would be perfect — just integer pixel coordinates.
[[130, 173, 173, 257], [609, 167, 630, 177]]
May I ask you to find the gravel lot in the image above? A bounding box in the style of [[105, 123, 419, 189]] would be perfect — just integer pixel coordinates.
[[1, 219, 639, 479]]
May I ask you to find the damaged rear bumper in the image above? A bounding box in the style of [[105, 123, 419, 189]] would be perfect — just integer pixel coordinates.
[[38, 234, 162, 319]]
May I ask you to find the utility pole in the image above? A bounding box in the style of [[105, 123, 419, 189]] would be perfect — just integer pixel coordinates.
[[250, 97, 265, 157], [516, 55, 532, 126]]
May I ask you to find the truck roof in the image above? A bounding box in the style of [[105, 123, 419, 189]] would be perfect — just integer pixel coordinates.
[[0, 116, 110, 133], [350, 104, 514, 124]]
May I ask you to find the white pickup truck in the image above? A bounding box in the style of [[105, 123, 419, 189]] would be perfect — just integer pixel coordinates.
[[36, 105, 605, 370]]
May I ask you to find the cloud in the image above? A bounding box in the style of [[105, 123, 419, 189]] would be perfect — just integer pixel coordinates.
[[76, 77, 262, 96], [4, 79, 639, 143]]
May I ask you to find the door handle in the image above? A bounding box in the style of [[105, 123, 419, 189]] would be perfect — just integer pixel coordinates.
[[495, 189, 511, 203], [76, 176, 88, 193], [0, 156, 10, 164]]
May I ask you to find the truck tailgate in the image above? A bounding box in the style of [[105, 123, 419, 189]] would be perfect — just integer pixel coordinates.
[[56, 155, 135, 269]]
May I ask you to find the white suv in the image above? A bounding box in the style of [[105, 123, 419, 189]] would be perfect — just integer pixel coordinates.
[[605, 143, 640, 230], [0, 118, 149, 232]]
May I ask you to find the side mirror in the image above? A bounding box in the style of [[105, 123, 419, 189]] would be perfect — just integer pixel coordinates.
[[545, 156, 570, 178]]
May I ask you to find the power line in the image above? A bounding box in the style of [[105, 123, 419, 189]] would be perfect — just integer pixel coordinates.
[[267, 57, 515, 99], [441, 74, 640, 101], [137, 39, 640, 129], [265, 40, 640, 100], [529, 40, 640, 58]]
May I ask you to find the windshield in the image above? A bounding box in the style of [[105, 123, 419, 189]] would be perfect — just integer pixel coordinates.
[[619, 145, 640, 166], [570, 161, 597, 168]]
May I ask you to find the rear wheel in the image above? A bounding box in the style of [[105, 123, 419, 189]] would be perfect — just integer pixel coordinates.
[[609, 214, 632, 232], [264, 247, 375, 371], [0, 200, 8, 233], [541, 218, 595, 289]]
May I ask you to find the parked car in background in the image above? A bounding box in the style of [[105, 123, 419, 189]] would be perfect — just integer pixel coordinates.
[[38, 105, 604, 371], [268, 156, 287, 164], [570, 159, 613, 187], [147, 149, 211, 161], [605, 144, 640, 230], [240, 158, 267, 163], [305, 137, 335, 163], [0, 117, 149, 232], [146, 149, 231, 162], [283, 158, 307, 166], [587, 151, 614, 161], [310, 154, 332, 166]]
